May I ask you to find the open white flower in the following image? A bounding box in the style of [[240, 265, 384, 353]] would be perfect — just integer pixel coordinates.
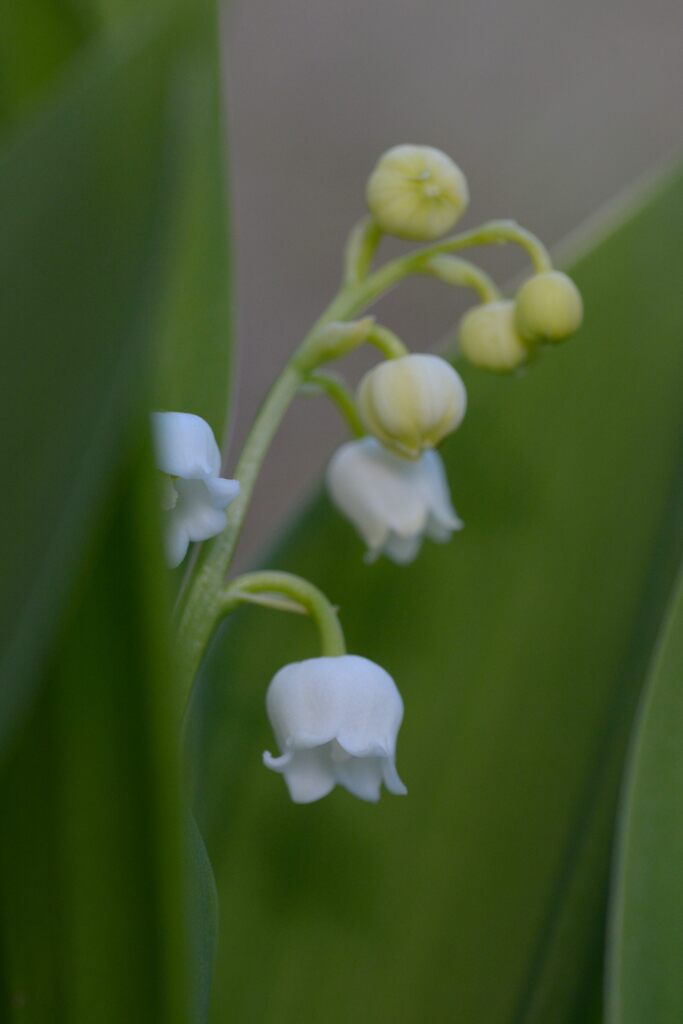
[[327, 437, 462, 564], [152, 412, 240, 568], [264, 655, 406, 803]]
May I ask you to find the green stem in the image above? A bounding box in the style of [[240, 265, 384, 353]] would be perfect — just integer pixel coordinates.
[[365, 323, 408, 359], [303, 372, 365, 437], [423, 254, 501, 302], [223, 571, 346, 657], [343, 216, 382, 285], [176, 364, 303, 692], [347, 219, 552, 311]]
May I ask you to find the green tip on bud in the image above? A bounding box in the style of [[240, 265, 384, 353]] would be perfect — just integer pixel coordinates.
[[515, 271, 583, 344], [357, 353, 467, 459], [459, 301, 532, 373], [366, 145, 469, 242]]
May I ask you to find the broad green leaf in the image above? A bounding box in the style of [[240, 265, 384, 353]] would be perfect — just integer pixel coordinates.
[[192, 165, 683, 1023], [0, 450, 189, 1024], [0, 0, 231, 754], [606, 565, 683, 1023]]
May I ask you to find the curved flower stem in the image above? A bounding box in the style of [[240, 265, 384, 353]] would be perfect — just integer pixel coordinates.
[[343, 216, 382, 285], [422, 255, 501, 303], [176, 217, 551, 703], [302, 372, 365, 437], [223, 571, 346, 657], [344, 219, 552, 314]]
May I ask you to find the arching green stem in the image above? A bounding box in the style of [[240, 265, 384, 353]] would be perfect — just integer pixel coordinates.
[[223, 572, 346, 657], [343, 216, 382, 285], [423, 255, 501, 303], [302, 373, 365, 437]]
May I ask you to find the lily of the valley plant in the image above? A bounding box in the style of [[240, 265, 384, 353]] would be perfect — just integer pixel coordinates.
[[160, 144, 583, 804]]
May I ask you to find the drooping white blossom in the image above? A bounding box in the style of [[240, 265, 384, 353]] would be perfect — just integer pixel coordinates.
[[327, 437, 462, 564], [151, 411, 240, 568], [263, 655, 407, 803]]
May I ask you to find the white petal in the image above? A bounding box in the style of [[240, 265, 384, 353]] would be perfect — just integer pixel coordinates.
[[273, 747, 337, 804], [164, 521, 190, 569], [335, 756, 384, 802], [265, 659, 344, 751], [382, 758, 408, 795], [383, 532, 423, 565], [204, 476, 240, 509], [420, 450, 462, 532], [330, 656, 404, 758], [327, 438, 430, 547], [152, 412, 222, 480], [172, 478, 228, 542]]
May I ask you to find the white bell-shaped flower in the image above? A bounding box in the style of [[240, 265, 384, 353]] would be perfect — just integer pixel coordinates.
[[264, 655, 407, 803], [152, 412, 240, 568], [327, 437, 462, 564]]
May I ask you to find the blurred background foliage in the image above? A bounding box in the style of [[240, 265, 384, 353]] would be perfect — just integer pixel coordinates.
[[2, 1, 683, 1023], [1, 0, 229, 1020]]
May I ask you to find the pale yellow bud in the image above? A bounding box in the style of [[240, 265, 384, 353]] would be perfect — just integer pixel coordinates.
[[357, 353, 467, 459], [515, 271, 583, 343], [366, 145, 469, 241], [459, 301, 532, 373]]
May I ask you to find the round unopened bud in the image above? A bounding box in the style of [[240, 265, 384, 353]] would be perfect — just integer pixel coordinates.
[[357, 353, 467, 459], [459, 301, 532, 373], [515, 271, 583, 343], [366, 145, 469, 241]]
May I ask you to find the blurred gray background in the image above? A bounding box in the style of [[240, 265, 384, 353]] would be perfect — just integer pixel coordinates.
[[223, 0, 683, 563]]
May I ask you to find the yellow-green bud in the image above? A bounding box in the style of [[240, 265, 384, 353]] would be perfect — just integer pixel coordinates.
[[366, 145, 469, 242], [357, 353, 467, 459], [515, 271, 583, 343], [459, 301, 532, 373]]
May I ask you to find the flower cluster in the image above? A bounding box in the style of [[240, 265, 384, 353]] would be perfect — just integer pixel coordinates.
[[459, 271, 583, 373], [163, 143, 583, 806]]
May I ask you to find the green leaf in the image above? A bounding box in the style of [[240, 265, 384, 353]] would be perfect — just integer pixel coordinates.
[[605, 565, 683, 1023], [0, 449, 189, 1024], [193, 165, 683, 1023], [0, 0, 90, 131], [186, 814, 220, 1024], [0, 0, 231, 755]]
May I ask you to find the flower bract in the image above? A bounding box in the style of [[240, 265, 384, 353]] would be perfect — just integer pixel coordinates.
[[152, 411, 240, 568], [327, 436, 462, 564], [263, 655, 407, 803]]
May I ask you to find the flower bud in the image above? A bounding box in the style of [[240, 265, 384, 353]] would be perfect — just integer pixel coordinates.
[[357, 353, 466, 458], [459, 301, 532, 373], [366, 144, 469, 241], [515, 271, 583, 343]]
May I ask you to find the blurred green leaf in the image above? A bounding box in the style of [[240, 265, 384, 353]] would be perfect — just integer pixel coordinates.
[[0, 450, 189, 1024], [0, 0, 90, 131], [186, 813, 220, 1024], [152, 23, 233, 440], [193, 166, 683, 1023], [605, 566, 683, 1023], [0, 0, 231, 755]]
